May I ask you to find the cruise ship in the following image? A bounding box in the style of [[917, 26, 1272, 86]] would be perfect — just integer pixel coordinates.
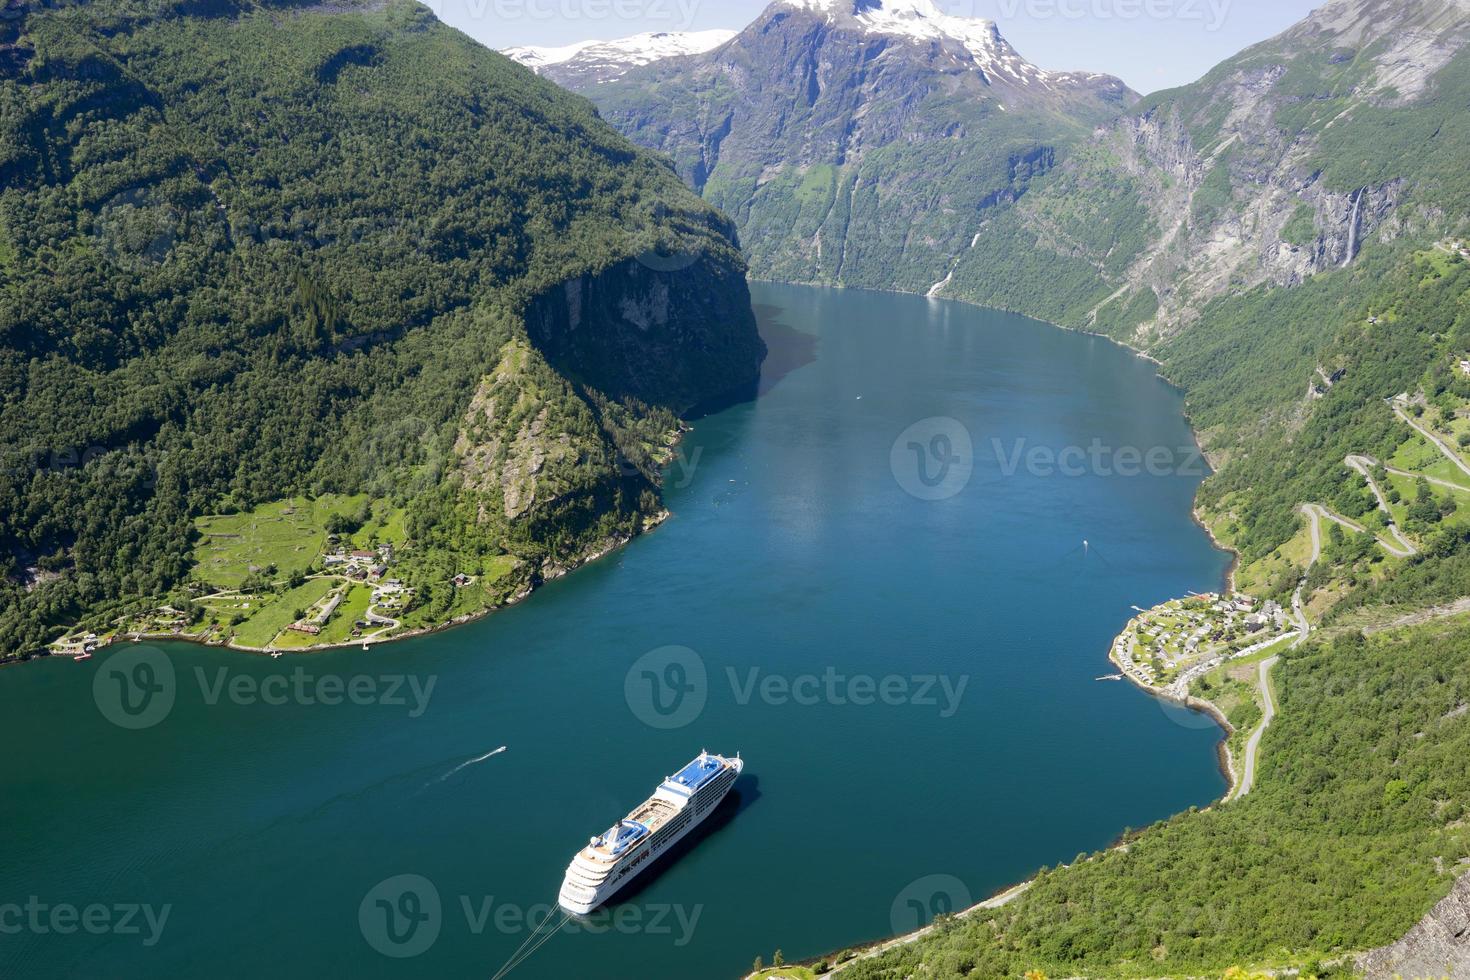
[[557, 751, 743, 915]]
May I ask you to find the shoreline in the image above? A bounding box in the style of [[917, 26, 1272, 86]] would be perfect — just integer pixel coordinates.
[[29, 279, 1253, 979], [733, 279, 1250, 979], [1192, 501, 1240, 595], [21, 509, 673, 668], [1106, 629, 1240, 787]]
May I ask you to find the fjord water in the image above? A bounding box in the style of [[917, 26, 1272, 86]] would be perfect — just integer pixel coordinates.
[[0, 283, 1230, 979]]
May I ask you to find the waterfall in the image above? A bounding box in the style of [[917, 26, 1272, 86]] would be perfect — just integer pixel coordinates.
[[927, 233, 983, 298], [1342, 188, 1365, 268]]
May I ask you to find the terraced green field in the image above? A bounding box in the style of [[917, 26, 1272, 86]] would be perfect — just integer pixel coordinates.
[[229, 579, 335, 649], [192, 495, 406, 590]]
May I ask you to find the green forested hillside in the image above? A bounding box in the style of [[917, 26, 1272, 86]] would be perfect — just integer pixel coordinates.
[[833, 621, 1470, 978], [0, 0, 763, 656]]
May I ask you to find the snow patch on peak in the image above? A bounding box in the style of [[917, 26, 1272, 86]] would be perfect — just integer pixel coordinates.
[[778, 0, 1068, 86], [501, 39, 600, 71], [503, 29, 736, 76]]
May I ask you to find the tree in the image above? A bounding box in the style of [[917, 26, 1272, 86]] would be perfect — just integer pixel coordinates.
[[772, 949, 784, 967]]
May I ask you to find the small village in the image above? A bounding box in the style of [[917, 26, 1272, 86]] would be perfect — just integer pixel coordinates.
[[1110, 592, 1298, 697], [49, 535, 482, 658]]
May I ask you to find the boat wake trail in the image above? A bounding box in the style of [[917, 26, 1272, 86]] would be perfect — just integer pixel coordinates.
[[424, 746, 507, 789]]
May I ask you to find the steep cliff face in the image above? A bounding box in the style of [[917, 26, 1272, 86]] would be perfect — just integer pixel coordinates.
[[576, 0, 1133, 293], [524, 253, 765, 414], [1359, 870, 1470, 979], [940, 0, 1470, 343], [446, 250, 763, 577]]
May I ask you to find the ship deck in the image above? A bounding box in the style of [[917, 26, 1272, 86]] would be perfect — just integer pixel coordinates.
[[666, 755, 726, 794], [584, 798, 678, 860]]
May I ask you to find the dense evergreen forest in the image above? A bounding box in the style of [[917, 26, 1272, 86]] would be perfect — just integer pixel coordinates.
[[0, 0, 762, 656], [834, 620, 1470, 978]]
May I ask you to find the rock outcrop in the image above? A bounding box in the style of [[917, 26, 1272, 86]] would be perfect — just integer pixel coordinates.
[[1359, 871, 1470, 980]]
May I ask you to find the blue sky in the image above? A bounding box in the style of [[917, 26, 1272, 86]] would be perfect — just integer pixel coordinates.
[[436, 0, 1324, 93]]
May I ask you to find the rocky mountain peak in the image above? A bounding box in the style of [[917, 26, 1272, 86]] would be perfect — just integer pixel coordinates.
[[1270, 0, 1470, 102], [775, 0, 1123, 92]]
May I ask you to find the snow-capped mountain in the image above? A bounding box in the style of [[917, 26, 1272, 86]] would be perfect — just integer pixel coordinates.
[[502, 29, 735, 85], [779, 0, 1113, 89], [565, 0, 1132, 289]]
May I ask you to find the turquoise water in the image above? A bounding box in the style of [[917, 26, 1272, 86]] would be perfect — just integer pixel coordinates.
[[0, 283, 1231, 979]]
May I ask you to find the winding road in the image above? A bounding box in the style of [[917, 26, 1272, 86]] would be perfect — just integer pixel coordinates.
[[1236, 405, 1466, 800], [1341, 457, 1419, 557], [1232, 654, 1280, 800], [1391, 399, 1470, 480], [1232, 505, 1319, 802], [1370, 456, 1470, 495], [1292, 503, 1321, 642]]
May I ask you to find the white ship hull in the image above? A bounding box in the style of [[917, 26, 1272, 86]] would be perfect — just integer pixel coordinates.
[[558, 752, 743, 915]]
